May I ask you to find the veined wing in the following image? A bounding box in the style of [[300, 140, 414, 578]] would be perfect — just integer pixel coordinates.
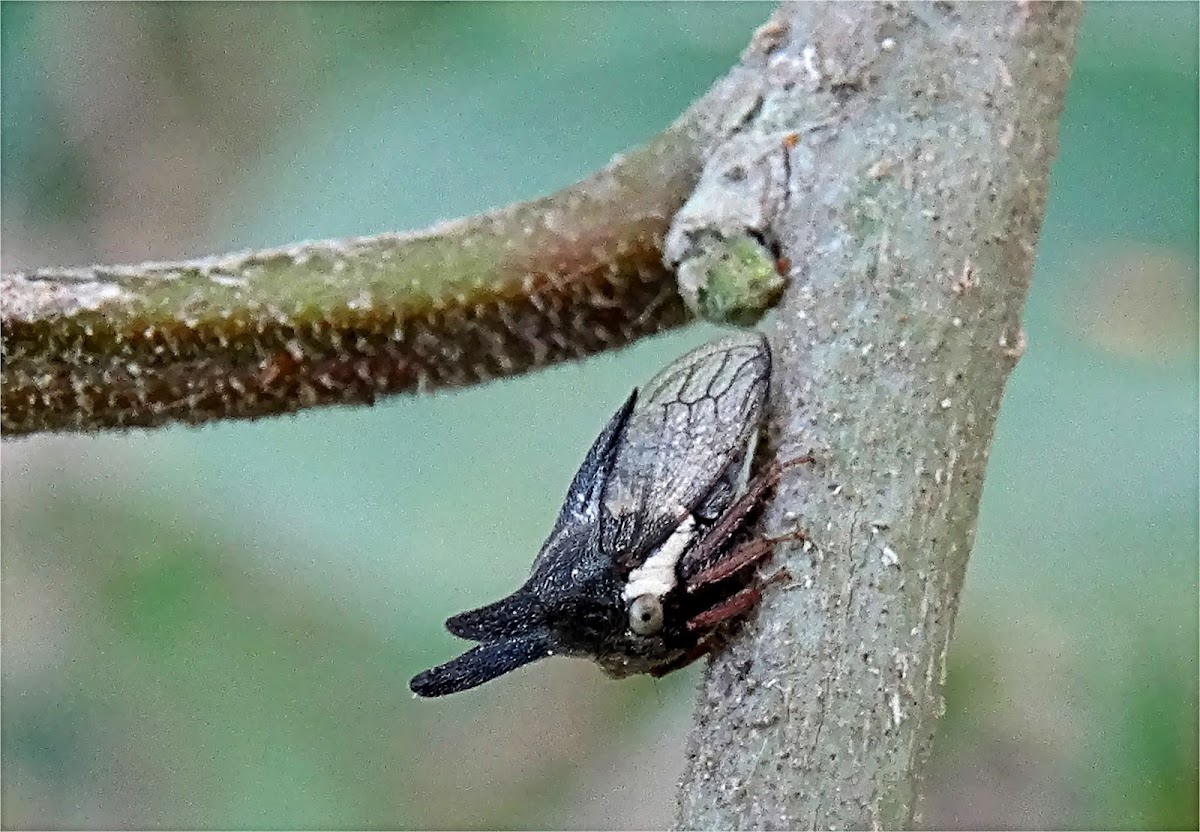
[[599, 332, 770, 566]]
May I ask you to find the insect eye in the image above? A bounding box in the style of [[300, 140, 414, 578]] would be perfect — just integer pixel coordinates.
[[628, 594, 664, 636]]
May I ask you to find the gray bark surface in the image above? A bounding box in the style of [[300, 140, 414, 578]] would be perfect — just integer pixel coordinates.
[[672, 4, 1082, 829]]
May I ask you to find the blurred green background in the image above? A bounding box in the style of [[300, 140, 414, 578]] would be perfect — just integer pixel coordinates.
[[2, 3, 1196, 829]]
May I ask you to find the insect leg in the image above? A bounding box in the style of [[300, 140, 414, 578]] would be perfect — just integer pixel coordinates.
[[680, 454, 814, 583], [688, 527, 810, 592], [686, 583, 763, 631], [679, 466, 779, 580], [686, 538, 774, 592], [670, 562, 799, 676]]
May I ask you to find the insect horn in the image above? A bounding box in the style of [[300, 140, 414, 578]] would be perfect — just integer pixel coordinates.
[[444, 587, 544, 641], [445, 389, 637, 643], [409, 632, 553, 697], [550, 388, 637, 530]]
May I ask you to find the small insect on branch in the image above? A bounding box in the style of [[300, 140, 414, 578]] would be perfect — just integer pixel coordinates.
[[411, 332, 807, 697]]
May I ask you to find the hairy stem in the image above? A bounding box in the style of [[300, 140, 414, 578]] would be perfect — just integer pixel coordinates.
[[2, 128, 706, 435], [674, 3, 1082, 829], [3, 0, 786, 438]]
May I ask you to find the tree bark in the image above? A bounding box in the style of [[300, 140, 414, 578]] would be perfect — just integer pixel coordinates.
[[672, 3, 1082, 830]]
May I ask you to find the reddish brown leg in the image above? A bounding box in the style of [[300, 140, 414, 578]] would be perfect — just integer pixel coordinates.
[[660, 562, 801, 677], [685, 527, 809, 592], [686, 538, 775, 592], [686, 583, 762, 631], [680, 454, 814, 581]]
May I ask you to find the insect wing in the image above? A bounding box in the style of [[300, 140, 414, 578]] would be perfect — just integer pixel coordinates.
[[599, 332, 770, 564]]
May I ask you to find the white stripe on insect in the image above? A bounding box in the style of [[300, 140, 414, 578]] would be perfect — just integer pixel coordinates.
[[622, 513, 697, 601]]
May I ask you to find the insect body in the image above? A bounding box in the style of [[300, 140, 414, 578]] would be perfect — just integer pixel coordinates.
[[410, 332, 786, 697]]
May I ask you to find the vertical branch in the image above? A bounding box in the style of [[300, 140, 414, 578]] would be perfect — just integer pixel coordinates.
[[674, 3, 1083, 829]]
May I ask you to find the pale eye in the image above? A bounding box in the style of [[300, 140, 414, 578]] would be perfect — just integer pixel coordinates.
[[628, 594, 664, 636]]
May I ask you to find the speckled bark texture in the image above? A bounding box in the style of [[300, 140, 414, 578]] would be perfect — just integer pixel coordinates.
[[673, 3, 1081, 830]]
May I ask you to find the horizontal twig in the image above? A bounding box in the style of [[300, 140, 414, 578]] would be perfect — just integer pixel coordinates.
[[3, 128, 705, 434]]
